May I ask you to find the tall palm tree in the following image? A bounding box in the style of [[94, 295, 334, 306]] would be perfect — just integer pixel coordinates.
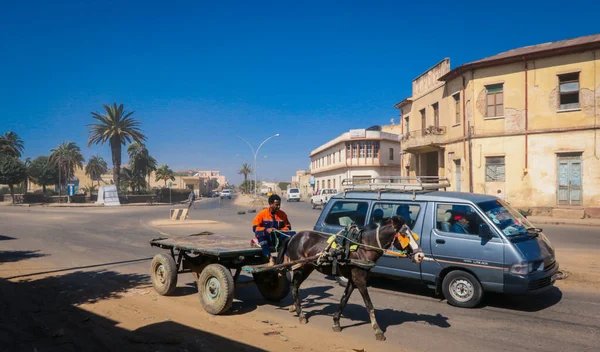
[[49, 141, 85, 190], [0, 131, 24, 158], [238, 162, 252, 193], [87, 103, 146, 190], [85, 155, 108, 190], [155, 164, 175, 187], [127, 142, 157, 191]]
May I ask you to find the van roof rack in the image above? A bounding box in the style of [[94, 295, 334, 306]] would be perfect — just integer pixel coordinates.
[[341, 176, 451, 200]]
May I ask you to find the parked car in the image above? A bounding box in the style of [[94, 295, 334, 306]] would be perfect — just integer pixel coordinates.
[[313, 179, 559, 308], [286, 188, 301, 202], [310, 188, 337, 209], [220, 189, 232, 199]]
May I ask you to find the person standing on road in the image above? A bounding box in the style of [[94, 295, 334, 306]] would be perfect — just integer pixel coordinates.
[[187, 191, 196, 210], [252, 194, 292, 266]]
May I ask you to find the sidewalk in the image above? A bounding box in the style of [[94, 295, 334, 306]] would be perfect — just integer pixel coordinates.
[[527, 215, 600, 227]]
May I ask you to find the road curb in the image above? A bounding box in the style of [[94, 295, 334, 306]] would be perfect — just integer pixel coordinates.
[[528, 219, 600, 227]]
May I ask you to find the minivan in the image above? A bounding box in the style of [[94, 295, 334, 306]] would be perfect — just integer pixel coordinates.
[[313, 178, 559, 308], [287, 188, 301, 202]]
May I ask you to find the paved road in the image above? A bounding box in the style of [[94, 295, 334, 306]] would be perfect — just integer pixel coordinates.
[[1, 197, 599, 351]]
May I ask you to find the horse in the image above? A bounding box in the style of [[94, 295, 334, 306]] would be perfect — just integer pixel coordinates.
[[278, 215, 424, 341]]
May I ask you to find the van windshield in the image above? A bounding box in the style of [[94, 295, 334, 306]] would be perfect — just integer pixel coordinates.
[[289, 189, 299, 193], [477, 200, 534, 236]]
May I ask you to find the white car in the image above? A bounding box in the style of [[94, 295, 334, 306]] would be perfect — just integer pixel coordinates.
[[220, 189, 232, 199], [286, 188, 301, 202]]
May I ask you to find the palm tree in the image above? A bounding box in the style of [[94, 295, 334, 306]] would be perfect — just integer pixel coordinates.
[[238, 163, 252, 193], [49, 141, 85, 192], [85, 155, 108, 190], [0, 131, 24, 158], [127, 142, 157, 191], [87, 103, 146, 190], [155, 164, 175, 187]]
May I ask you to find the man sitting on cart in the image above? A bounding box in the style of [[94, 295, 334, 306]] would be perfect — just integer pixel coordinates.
[[252, 194, 294, 266]]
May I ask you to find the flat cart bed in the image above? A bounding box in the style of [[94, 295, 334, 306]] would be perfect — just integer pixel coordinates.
[[149, 232, 317, 315]]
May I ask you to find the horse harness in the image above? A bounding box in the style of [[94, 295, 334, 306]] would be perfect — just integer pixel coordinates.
[[318, 223, 377, 275]]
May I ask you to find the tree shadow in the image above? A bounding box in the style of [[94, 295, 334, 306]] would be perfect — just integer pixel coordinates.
[[0, 269, 266, 351], [0, 249, 47, 263], [0, 235, 16, 241]]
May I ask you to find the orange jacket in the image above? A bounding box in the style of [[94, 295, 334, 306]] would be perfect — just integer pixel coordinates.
[[252, 208, 291, 236]]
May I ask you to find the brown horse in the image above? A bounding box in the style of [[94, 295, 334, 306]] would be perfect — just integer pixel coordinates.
[[280, 216, 424, 341]]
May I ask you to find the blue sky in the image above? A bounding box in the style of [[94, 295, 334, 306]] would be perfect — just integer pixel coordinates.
[[1, 0, 598, 185]]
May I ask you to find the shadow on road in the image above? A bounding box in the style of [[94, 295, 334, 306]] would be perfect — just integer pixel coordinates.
[[1, 252, 266, 351], [482, 288, 563, 312], [0, 235, 16, 241], [0, 249, 47, 263]]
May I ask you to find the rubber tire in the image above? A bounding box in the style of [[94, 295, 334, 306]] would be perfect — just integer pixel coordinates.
[[335, 276, 349, 287], [197, 264, 235, 315], [311, 201, 316, 209], [441, 270, 483, 308], [150, 253, 178, 296], [253, 271, 290, 302]]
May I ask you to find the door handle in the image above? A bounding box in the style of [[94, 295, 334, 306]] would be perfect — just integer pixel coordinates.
[[436, 239, 446, 244]]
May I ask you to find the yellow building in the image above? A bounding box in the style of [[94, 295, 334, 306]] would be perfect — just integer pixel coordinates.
[[396, 34, 600, 216]]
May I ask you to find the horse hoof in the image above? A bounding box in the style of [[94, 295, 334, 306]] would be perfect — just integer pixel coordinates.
[[332, 326, 342, 332], [299, 317, 308, 324], [375, 333, 386, 341]]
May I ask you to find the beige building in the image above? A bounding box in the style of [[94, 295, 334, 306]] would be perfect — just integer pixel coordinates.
[[396, 34, 600, 215], [309, 128, 403, 193]]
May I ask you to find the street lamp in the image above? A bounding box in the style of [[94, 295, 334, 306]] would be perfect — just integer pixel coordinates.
[[236, 134, 280, 198]]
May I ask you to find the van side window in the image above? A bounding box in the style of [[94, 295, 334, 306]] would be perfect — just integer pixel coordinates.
[[436, 204, 485, 235], [324, 201, 368, 227], [369, 203, 421, 229]]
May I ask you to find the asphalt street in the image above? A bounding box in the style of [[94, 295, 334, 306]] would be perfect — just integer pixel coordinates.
[[1, 196, 599, 351]]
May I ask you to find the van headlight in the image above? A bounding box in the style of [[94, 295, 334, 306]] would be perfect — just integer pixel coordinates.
[[510, 262, 533, 275]]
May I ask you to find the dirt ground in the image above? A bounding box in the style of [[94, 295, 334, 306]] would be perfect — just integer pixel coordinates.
[[0, 255, 388, 352]]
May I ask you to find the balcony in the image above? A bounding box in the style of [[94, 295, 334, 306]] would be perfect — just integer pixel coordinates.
[[402, 126, 447, 153]]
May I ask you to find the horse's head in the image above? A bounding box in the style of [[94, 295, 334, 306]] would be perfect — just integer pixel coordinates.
[[386, 216, 424, 264]]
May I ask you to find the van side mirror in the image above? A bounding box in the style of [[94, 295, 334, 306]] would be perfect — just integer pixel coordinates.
[[478, 223, 493, 238]]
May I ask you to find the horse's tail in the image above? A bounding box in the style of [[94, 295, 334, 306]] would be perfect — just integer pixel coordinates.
[[276, 237, 291, 265]]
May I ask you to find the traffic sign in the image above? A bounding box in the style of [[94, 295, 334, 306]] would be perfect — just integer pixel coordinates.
[[67, 184, 76, 196]]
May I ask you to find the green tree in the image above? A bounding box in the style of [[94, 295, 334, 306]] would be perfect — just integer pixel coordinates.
[[85, 155, 108, 190], [238, 162, 252, 192], [49, 141, 85, 191], [0, 131, 24, 158], [127, 142, 157, 192], [87, 103, 146, 190], [28, 156, 60, 193], [155, 164, 175, 187], [0, 155, 28, 203]]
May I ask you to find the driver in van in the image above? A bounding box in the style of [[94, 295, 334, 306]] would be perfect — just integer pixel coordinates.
[[451, 213, 471, 234]]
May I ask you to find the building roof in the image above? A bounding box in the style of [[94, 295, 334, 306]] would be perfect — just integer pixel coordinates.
[[393, 97, 412, 109], [439, 33, 600, 81]]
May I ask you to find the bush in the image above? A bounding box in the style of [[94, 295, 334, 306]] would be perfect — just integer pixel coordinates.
[[23, 193, 46, 203], [518, 208, 533, 217], [0, 192, 4, 202]]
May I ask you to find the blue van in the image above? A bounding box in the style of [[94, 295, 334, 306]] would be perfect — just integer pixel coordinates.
[[313, 179, 559, 308]]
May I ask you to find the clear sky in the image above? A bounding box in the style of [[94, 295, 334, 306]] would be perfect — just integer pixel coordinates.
[[1, 0, 598, 185]]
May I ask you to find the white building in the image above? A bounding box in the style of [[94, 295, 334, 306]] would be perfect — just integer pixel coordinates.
[[309, 126, 403, 192]]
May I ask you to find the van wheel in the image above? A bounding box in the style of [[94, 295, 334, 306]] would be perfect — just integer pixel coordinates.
[[441, 270, 483, 308]]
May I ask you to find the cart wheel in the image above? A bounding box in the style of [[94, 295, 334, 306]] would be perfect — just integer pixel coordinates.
[[197, 264, 234, 315], [151, 253, 178, 296], [253, 271, 290, 302]]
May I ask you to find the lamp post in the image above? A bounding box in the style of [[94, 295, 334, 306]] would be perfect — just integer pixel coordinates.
[[236, 134, 280, 198]]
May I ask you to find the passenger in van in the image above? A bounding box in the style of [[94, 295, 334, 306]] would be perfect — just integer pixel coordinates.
[[371, 208, 384, 225], [451, 213, 470, 234], [396, 205, 413, 228]]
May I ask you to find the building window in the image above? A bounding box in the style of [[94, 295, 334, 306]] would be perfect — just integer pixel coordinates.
[[327, 179, 331, 188], [486, 84, 503, 117], [558, 72, 580, 110], [420, 108, 426, 132], [405, 116, 410, 134], [332, 178, 336, 189], [453, 93, 461, 124], [389, 147, 394, 161], [366, 142, 373, 158], [359, 142, 366, 158], [339, 150, 342, 162], [346, 143, 351, 159], [374, 142, 380, 158], [485, 156, 505, 182], [432, 103, 439, 127]]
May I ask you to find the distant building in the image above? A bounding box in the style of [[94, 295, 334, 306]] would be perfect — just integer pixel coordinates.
[[309, 127, 403, 193]]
